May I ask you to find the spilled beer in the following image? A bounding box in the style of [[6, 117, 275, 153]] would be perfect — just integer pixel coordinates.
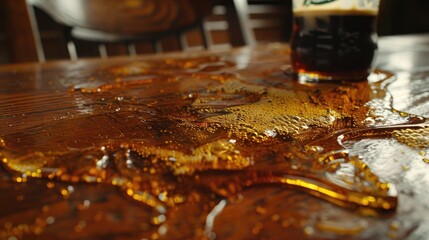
[[291, 0, 380, 81]]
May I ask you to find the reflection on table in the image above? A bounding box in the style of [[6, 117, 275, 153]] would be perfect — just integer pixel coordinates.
[[0, 34, 428, 239]]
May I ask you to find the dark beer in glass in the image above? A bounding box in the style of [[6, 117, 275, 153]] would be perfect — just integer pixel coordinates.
[[291, 0, 380, 81]]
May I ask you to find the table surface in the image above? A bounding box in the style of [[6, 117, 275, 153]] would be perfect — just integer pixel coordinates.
[[0, 34, 428, 240]]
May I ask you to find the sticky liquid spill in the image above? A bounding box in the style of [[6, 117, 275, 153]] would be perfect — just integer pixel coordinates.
[[0, 55, 427, 239]]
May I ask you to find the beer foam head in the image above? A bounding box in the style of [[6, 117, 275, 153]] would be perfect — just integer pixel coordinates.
[[293, 0, 379, 15]]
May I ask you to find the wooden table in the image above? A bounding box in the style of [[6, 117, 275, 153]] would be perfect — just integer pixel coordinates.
[[0, 34, 428, 239]]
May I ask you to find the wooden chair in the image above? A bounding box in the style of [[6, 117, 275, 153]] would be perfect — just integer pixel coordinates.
[[2, 0, 292, 63], [233, 0, 292, 45], [26, 0, 218, 62]]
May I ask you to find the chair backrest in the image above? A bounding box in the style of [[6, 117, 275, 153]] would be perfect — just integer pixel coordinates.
[[26, 0, 217, 62], [15, 0, 291, 63], [233, 0, 292, 45]]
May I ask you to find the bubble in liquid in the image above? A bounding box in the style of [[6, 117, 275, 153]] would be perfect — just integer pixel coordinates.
[[393, 127, 429, 148]]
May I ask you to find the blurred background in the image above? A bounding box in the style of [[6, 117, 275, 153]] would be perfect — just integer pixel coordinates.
[[0, 0, 428, 65]]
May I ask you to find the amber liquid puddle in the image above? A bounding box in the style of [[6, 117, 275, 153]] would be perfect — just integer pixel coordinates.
[[0, 57, 427, 239]]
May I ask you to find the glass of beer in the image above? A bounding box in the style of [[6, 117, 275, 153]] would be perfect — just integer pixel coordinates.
[[291, 0, 380, 82]]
